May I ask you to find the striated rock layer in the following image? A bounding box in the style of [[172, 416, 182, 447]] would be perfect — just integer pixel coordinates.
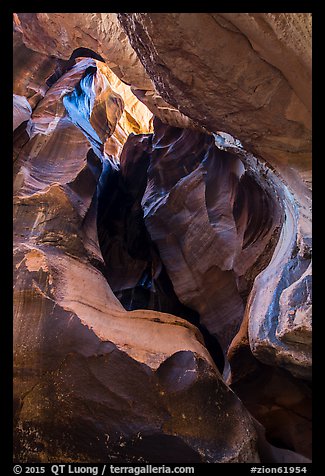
[[14, 55, 262, 463], [101, 118, 283, 353], [101, 118, 311, 382], [15, 11, 312, 375], [141, 119, 283, 354], [15, 13, 195, 130], [13, 12, 312, 463], [118, 13, 311, 169], [117, 15, 312, 381]]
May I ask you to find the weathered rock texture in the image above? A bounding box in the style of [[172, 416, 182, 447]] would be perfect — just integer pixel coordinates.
[[227, 250, 312, 460], [13, 19, 56, 111], [141, 119, 283, 353], [15, 13, 312, 166], [117, 16, 312, 377], [15, 11, 312, 375], [15, 13, 195, 130], [118, 14, 311, 169], [13, 94, 32, 131], [232, 362, 312, 459], [13, 12, 312, 463], [13, 54, 261, 463]]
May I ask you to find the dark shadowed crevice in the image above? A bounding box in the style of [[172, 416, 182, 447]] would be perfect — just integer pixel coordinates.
[[95, 118, 286, 378], [12, 12, 312, 464], [57, 58, 307, 458], [46, 47, 106, 88], [96, 141, 225, 373], [230, 361, 312, 459]]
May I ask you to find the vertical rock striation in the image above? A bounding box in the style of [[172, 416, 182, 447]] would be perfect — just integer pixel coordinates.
[[140, 119, 282, 354], [13, 12, 312, 462], [117, 11, 312, 383], [13, 55, 261, 463]]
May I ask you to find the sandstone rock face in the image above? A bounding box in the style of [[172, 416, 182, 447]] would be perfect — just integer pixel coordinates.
[[15, 14, 311, 371], [229, 321, 312, 460], [218, 14, 311, 113], [232, 362, 312, 459], [16, 13, 311, 167], [118, 17, 312, 363], [118, 13, 311, 169], [15, 13, 150, 89], [13, 53, 260, 463], [217, 139, 312, 381], [247, 215, 312, 380], [13, 25, 56, 110], [13, 13, 312, 463], [228, 270, 311, 460], [15, 13, 195, 130], [140, 119, 282, 354], [13, 94, 32, 131]]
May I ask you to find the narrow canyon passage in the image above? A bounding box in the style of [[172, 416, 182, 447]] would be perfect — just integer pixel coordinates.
[[96, 134, 226, 373], [95, 118, 283, 376], [13, 13, 312, 465], [94, 114, 311, 459]]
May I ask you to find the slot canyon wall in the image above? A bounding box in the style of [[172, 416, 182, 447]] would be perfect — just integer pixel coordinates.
[[13, 13, 312, 463]]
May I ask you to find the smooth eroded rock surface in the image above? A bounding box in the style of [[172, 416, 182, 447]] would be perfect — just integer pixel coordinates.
[[140, 118, 283, 353], [13, 49, 260, 464], [13, 12, 312, 462]]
